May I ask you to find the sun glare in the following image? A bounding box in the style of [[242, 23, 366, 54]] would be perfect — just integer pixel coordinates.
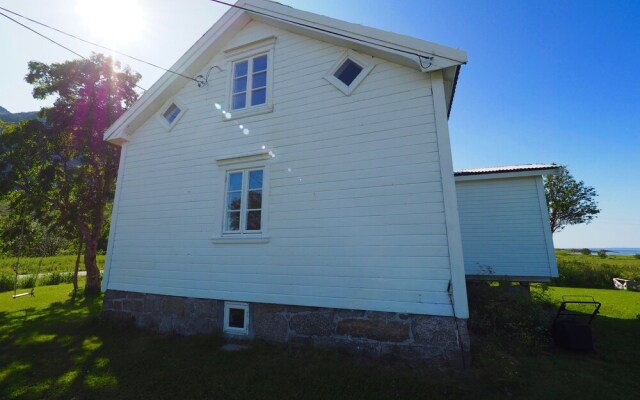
[[76, 0, 146, 46]]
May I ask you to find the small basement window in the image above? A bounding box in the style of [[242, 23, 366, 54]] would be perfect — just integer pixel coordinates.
[[158, 98, 187, 131], [325, 50, 374, 96], [224, 302, 249, 335]]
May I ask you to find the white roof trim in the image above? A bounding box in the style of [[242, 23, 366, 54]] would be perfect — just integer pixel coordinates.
[[103, 0, 467, 145], [454, 165, 560, 182]]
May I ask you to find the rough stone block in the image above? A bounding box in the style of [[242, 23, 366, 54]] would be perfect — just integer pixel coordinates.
[[253, 312, 289, 342], [336, 319, 409, 343], [253, 303, 286, 314], [144, 295, 163, 314], [162, 297, 185, 316], [289, 312, 333, 337], [286, 305, 319, 313], [335, 309, 366, 319], [313, 336, 380, 357], [131, 300, 143, 313], [126, 292, 145, 300], [411, 316, 456, 347]]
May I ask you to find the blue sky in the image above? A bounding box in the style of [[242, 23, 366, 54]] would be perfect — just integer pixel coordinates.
[[0, 0, 638, 248]]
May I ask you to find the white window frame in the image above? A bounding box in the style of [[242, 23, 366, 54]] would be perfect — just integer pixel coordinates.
[[223, 301, 249, 336], [212, 152, 271, 244], [157, 97, 187, 131], [224, 37, 276, 120], [324, 50, 375, 96]]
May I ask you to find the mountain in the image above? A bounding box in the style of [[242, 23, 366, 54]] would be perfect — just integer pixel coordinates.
[[0, 106, 39, 123]]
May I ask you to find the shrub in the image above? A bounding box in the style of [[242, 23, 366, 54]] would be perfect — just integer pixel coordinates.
[[580, 248, 592, 255], [467, 282, 553, 353], [634, 254, 640, 260], [597, 250, 608, 258]]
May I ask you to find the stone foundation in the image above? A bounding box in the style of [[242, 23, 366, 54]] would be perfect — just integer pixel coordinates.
[[103, 290, 470, 366]]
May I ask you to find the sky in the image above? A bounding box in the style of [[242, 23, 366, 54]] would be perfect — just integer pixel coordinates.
[[0, 0, 638, 248]]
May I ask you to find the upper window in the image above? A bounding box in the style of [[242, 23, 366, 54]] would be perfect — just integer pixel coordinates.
[[224, 168, 264, 233], [158, 98, 187, 131], [325, 50, 375, 96], [334, 59, 363, 86], [224, 37, 276, 119], [231, 54, 268, 110]]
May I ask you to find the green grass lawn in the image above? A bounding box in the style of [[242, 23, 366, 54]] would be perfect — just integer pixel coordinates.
[[1, 283, 638, 399], [0, 255, 106, 276], [554, 250, 640, 288]]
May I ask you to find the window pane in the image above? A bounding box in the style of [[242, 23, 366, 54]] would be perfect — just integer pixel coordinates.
[[246, 211, 261, 230], [227, 191, 242, 210], [226, 211, 240, 231], [252, 71, 266, 89], [232, 93, 246, 110], [248, 170, 263, 189], [228, 172, 243, 191], [253, 54, 267, 72], [247, 190, 262, 209], [251, 88, 266, 106], [334, 59, 363, 86], [233, 77, 247, 93], [229, 308, 245, 328], [163, 103, 181, 124], [234, 60, 248, 77]]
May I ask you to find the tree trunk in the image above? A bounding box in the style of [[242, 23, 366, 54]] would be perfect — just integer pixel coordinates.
[[84, 237, 101, 296], [73, 232, 83, 293]]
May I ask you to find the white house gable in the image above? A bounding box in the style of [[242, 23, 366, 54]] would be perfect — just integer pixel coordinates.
[[103, 13, 466, 317]]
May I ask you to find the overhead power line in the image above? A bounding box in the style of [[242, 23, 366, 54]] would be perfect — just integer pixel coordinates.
[[0, 10, 86, 59], [0, 6, 199, 87], [208, 0, 466, 67]]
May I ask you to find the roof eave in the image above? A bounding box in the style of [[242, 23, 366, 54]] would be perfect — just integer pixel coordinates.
[[454, 167, 560, 181]]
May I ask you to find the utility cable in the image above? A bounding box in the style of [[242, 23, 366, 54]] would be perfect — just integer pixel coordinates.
[[0, 6, 199, 86], [0, 10, 149, 91], [208, 0, 465, 67]]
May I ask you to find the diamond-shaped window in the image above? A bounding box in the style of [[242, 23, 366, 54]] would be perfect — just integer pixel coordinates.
[[158, 98, 187, 131], [334, 59, 363, 86], [325, 50, 374, 96]]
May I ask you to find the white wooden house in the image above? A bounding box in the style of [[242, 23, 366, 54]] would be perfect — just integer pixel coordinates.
[[101, 0, 557, 363]]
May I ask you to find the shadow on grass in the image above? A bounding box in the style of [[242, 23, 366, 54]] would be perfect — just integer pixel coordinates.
[[1, 290, 638, 400], [0, 295, 480, 400]]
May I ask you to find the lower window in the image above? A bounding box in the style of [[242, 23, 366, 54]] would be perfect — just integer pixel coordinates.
[[223, 302, 249, 335], [224, 169, 263, 233]]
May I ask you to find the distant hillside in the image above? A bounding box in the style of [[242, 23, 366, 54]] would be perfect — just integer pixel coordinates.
[[0, 106, 38, 123]]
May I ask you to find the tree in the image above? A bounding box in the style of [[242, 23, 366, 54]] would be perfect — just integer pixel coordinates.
[[544, 165, 600, 233], [0, 54, 140, 295]]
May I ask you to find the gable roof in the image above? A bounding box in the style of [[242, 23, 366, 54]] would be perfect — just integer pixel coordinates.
[[104, 0, 467, 145]]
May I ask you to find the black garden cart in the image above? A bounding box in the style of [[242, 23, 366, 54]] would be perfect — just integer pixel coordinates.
[[551, 295, 601, 351]]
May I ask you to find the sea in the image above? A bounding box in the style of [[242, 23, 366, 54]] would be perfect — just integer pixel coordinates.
[[564, 248, 640, 256]]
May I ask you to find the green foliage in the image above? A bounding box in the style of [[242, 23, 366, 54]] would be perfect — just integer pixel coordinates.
[[579, 248, 592, 255], [597, 249, 608, 258], [467, 283, 553, 353], [554, 250, 640, 288], [634, 254, 640, 260], [0, 254, 105, 276], [0, 54, 140, 294], [544, 165, 600, 233]]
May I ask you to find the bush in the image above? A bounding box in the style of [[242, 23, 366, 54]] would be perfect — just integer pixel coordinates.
[[553, 258, 640, 289], [634, 254, 640, 260], [597, 250, 608, 258], [467, 282, 553, 353], [580, 248, 592, 255]]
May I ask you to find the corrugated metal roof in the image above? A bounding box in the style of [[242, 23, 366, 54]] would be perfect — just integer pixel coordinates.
[[454, 164, 558, 176]]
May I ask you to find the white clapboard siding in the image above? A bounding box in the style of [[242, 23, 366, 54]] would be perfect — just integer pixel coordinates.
[[106, 20, 457, 316], [456, 176, 558, 279]]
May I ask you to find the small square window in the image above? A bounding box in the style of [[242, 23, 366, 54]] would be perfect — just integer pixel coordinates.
[[163, 103, 181, 124], [224, 302, 249, 335], [325, 50, 375, 96], [334, 59, 363, 86], [158, 98, 187, 131]]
